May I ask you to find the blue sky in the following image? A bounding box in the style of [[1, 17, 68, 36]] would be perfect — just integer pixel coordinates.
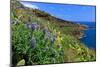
[[20, 1, 96, 22]]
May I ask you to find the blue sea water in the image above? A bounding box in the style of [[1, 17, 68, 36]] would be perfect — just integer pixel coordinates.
[[78, 22, 96, 49]]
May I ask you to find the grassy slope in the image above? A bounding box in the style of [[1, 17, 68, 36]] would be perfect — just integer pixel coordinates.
[[11, 0, 96, 66]]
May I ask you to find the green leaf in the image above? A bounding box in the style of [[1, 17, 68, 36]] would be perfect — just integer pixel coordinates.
[[17, 59, 25, 66]]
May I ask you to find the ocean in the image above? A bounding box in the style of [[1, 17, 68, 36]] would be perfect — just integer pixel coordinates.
[[79, 22, 96, 49]]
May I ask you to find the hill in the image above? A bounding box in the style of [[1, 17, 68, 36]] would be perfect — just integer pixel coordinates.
[[11, 0, 96, 66], [11, 0, 87, 38]]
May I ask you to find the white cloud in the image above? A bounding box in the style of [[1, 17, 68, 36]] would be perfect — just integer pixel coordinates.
[[20, 2, 39, 9]]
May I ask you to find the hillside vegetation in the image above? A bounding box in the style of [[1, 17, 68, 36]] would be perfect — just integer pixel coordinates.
[[11, 0, 96, 66]]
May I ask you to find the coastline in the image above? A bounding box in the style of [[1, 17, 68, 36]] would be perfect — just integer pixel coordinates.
[[79, 26, 96, 49]]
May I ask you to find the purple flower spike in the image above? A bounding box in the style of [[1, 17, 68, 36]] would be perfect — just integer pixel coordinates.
[[43, 27, 51, 38], [50, 35, 56, 47], [26, 22, 31, 29], [31, 23, 38, 31], [47, 32, 51, 38], [30, 37, 36, 49], [51, 35, 56, 42], [43, 27, 48, 34]]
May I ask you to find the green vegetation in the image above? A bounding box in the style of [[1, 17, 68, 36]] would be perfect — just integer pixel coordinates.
[[11, 0, 96, 66]]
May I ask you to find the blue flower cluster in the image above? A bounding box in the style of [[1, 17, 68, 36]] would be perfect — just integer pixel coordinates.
[[43, 27, 57, 48], [26, 22, 39, 31]]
